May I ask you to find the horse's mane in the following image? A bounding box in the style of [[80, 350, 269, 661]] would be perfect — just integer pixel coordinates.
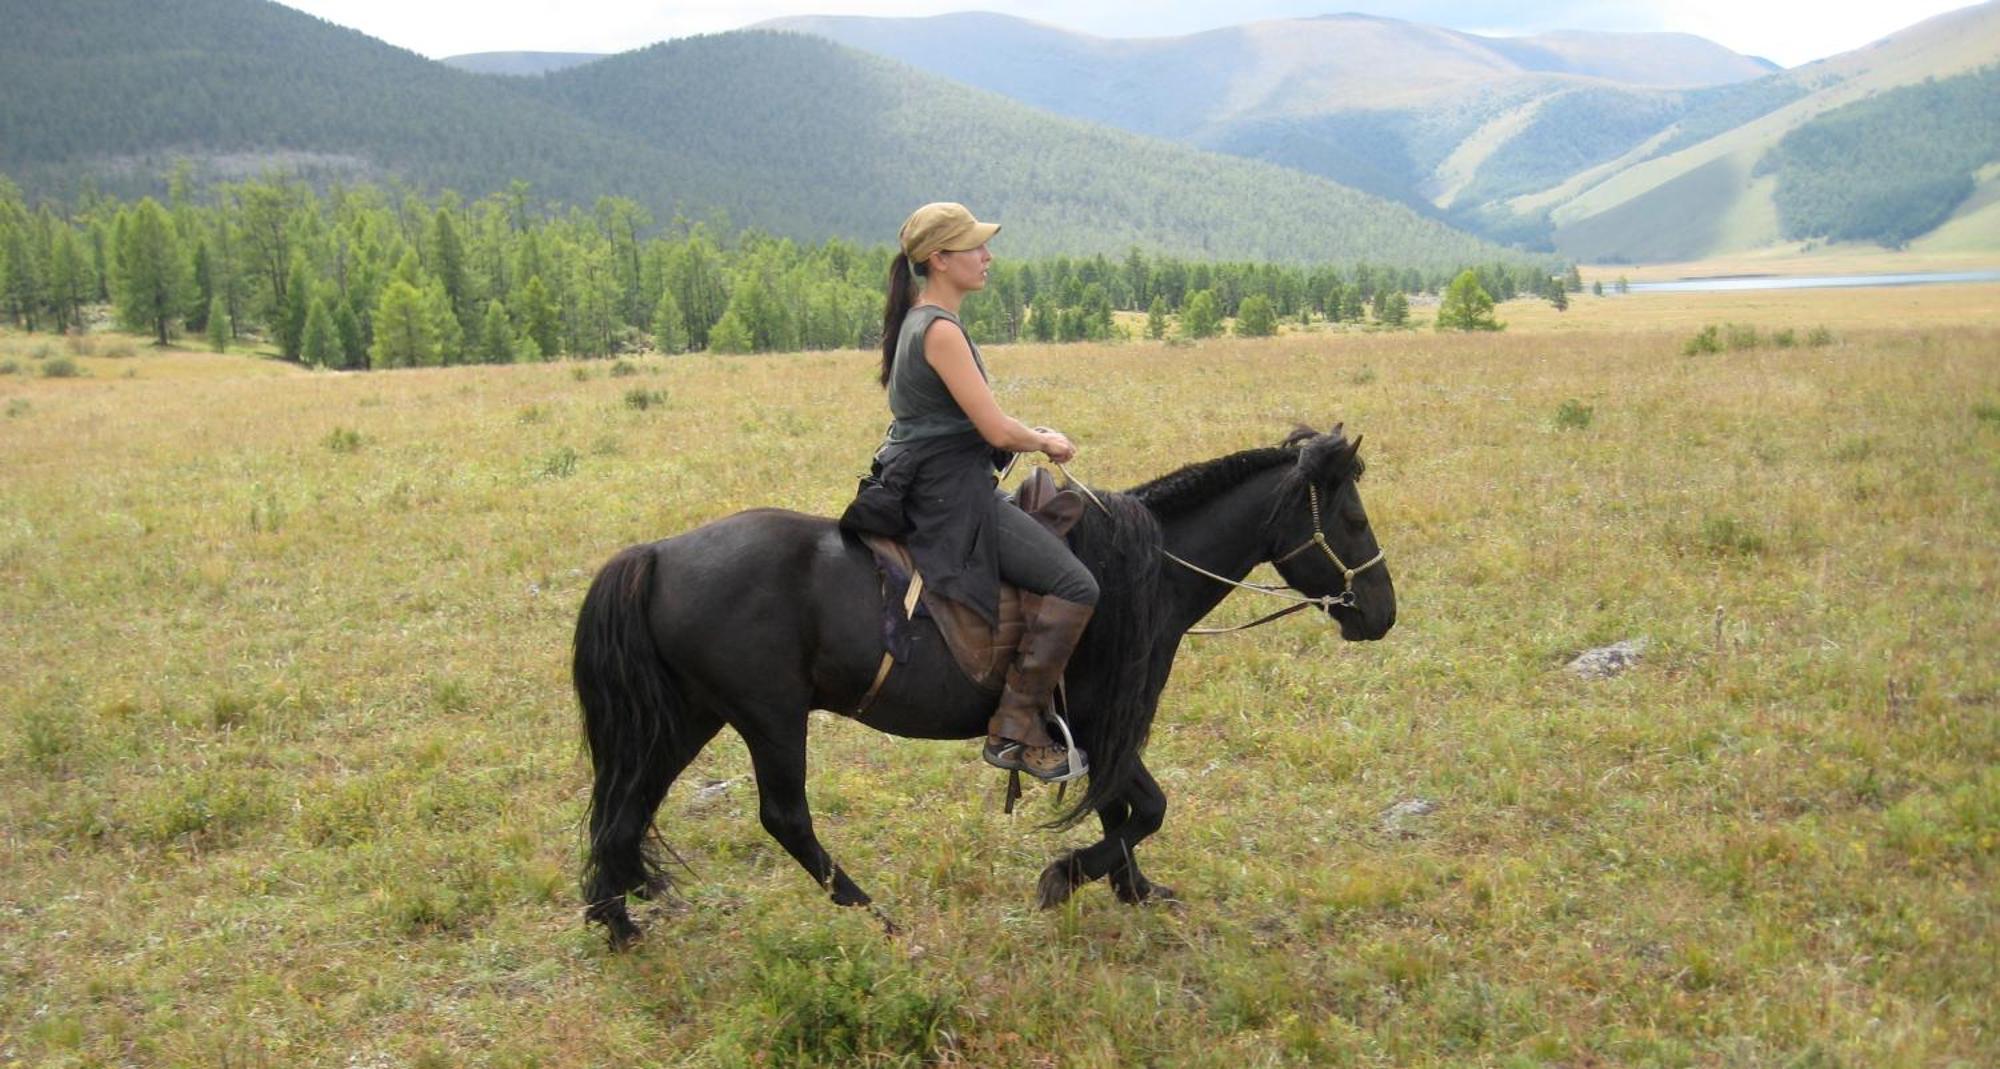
[[1052, 489, 1164, 826], [1126, 427, 1317, 518]]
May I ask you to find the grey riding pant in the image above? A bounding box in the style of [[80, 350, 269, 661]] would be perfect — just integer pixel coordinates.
[[992, 493, 1099, 607]]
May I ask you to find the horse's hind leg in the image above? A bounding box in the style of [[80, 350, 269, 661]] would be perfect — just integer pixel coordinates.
[[1039, 761, 1171, 909], [739, 710, 875, 911], [583, 703, 725, 946]]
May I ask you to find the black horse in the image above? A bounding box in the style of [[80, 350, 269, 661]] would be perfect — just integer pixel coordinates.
[[574, 425, 1394, 947]]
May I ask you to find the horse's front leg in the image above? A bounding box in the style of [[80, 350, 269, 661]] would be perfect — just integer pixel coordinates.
[[1037, 761, 1172, 909]]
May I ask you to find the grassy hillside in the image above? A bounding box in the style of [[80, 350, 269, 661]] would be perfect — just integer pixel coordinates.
[[773, 7, 2000, 261], [2, 285, 1994, 1064], [765, 11, 1780, 248], [0, 0, 1509, 265], [1762, 65, 2000, 246], [1544, 2, 2000, 261]]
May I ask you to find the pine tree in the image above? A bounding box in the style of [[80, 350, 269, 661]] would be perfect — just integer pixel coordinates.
[[1180, 289, 1221, 339], [333, 302, 365, 368], [708, 308, 752, 353], [207, 295, 230, 353], [1436, 270, 1502, 332], [478, 299, 513, 363], [1380, 290, 1410, 328], [425, 280, 462, 364], [651, 287, 687, 354], [1234, 293, 1277, 337], [278, 251, 311, 359], [521, 274, 559, 359], [114, 198, 188, 346], [301, 296, 338, 367], [1145, 295, 1167, 340], [428, 207, 470, 332], [370, 280, 435, 368]]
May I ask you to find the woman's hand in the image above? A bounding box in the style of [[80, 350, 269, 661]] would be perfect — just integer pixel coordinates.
[[1037, 429, 1076, 464]]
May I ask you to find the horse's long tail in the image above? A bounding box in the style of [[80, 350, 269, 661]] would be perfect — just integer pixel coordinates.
[[574, 543, 684, 943]]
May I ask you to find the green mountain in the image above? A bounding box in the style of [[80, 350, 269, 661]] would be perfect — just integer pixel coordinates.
[[769, 6, 2000, 260], [762, 12, 1782, 225], [0, 0, 1508, 267], [1538, 1, 2000, 261]]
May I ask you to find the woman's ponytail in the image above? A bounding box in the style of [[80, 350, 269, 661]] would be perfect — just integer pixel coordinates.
[[879, 253, 924, 387]]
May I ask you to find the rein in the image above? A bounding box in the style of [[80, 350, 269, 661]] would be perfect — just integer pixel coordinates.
[[1049, 462, 1384, 636]]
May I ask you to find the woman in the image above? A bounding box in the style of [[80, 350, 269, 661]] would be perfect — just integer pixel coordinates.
[[841, 202, 1098, 783]]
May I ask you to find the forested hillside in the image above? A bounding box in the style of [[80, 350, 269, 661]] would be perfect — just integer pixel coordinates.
[[1761, 66, 2000, 246], [523, 32, 1500, 264], [765, 11, 1785, 242], [0, 0, 1507, 267], [0, 176, 1554, 366]]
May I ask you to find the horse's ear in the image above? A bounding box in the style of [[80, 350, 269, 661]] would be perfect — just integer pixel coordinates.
[[1347, 433, 1363, 456]]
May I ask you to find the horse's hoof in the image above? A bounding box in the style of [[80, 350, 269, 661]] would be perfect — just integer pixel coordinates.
[[1036, 857, 1084, 910], [588, 901, 644, 951]]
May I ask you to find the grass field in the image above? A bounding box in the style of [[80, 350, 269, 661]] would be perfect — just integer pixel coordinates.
[[2, 286, 1996, 1067]]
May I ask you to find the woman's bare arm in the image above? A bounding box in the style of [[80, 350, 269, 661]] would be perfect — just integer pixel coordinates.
[[923, 319, 1074, 460]]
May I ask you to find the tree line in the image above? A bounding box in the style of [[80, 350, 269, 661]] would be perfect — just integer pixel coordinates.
[[0, 173, 1566, 364]]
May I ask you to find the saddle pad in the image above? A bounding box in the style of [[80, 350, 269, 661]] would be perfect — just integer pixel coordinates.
[[861, 535, 1026, 690]]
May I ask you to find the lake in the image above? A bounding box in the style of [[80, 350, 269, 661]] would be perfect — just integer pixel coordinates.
[[1625, 270, 2000, 293]]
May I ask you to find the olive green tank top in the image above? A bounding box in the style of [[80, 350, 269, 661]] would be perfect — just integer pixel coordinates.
[[883, 305, 988, 445]]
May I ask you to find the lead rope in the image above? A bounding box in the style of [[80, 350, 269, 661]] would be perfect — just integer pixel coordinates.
[[1047, 460, 1365, 634]]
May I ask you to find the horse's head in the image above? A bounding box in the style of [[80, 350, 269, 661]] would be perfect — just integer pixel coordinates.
[[1266, 425, 1395, 641]]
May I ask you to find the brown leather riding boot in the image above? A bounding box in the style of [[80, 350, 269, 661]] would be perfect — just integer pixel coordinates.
[[982, 595, 1093, 782]]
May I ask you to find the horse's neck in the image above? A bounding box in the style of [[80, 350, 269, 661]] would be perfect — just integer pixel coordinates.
[[1156, 466, 1284, 634]]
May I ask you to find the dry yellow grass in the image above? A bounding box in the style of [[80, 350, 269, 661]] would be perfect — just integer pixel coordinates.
[[1, 283, 1996, 1066]]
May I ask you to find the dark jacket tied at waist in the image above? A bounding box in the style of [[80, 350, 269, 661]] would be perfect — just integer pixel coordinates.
[[839, 429, 1010, 626]]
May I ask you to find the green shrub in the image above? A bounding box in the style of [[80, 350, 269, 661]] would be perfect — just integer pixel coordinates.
[[4, 399, 27, 418], [1699, 515, 1766, 555], [0, 359, 19, 376], [1682, 325, 1721, 354], [41, 356, 81, 378], [609, 359, 639, 377], [708, 928, 959, 1068], [1554, 398, 1594, 430], [624, 387, 665, 410], [1771, 328, 1797, 348], [1724, 323, 1760, 350], [539, 446, 578, 479], [101, 339, 137, 359], [323, 426, 364, 453], [1806, 325, 1836, 347], [1974, 402, 2000, 425]]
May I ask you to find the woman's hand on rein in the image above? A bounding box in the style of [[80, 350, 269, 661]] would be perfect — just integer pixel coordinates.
[[1036, 429, 1076, 463]]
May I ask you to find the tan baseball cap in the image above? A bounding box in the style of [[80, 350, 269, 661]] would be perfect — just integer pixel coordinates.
[[899, 202, 1000, 263]]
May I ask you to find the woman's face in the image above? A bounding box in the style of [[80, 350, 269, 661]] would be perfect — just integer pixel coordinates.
[[930, 244, 991, 291]]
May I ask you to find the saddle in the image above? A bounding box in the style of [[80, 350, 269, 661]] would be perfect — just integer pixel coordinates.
[[857, 468, 1086, 702]]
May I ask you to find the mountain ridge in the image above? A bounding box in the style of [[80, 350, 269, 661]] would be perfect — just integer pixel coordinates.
[[0, 0, 1509, 266]]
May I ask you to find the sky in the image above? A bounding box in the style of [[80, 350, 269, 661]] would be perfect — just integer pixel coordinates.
[[277, 0, 1984, 69]]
